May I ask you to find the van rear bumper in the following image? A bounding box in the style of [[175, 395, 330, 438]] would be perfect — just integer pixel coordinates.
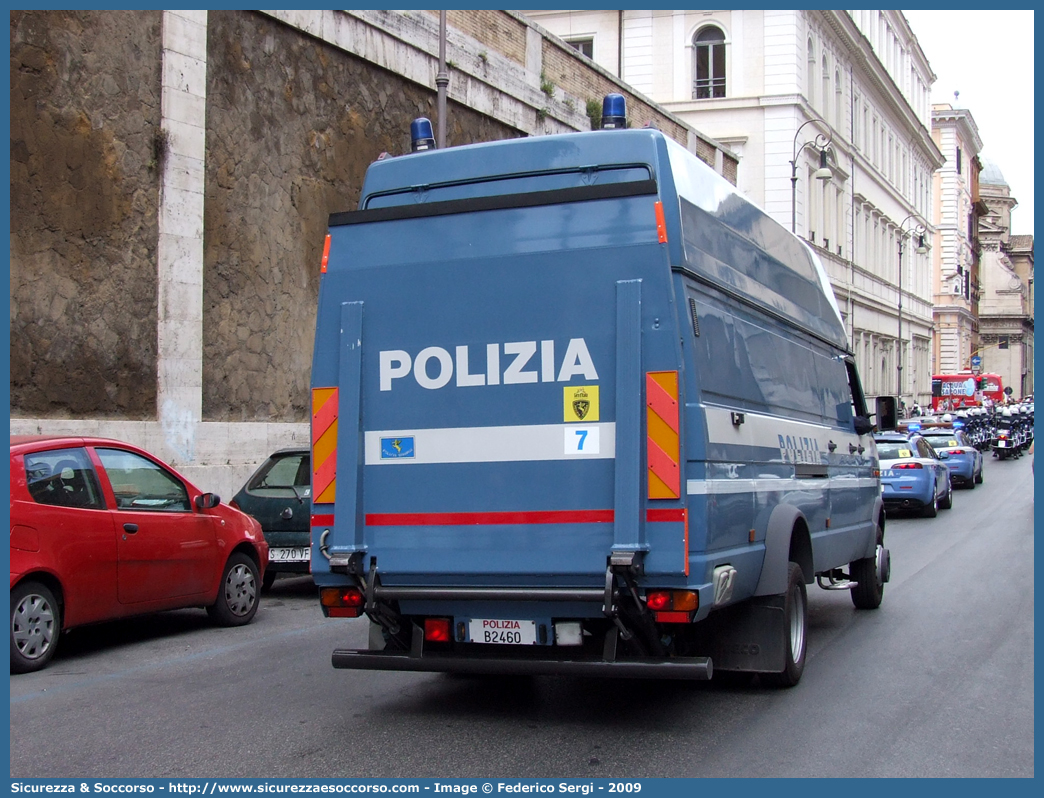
[[331, 648, 713, 680]]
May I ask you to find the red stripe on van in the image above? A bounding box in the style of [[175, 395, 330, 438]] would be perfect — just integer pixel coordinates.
[[365, 510, 614, 526], [646, 508, 686, 522]]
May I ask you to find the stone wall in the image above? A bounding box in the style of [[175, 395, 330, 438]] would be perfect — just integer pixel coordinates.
[[443, 10, 529, 67], [10, 11, 163, 418], [202, 11, 518, 422]]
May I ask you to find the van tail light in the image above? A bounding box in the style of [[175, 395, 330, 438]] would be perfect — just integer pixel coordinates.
[[320, 587, 364, 618], [320, 233, 331, 273], [646, 591, 671, 611], [646, 590, 698, 623], [424, 618, 452, 643], [892, 462, 923, 469]]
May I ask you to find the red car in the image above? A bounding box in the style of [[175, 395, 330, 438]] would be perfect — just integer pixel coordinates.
[[9, 436, 269, 673]]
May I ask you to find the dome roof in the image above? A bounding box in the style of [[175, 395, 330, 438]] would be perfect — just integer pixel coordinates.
[[980, 158, 1008, 186]]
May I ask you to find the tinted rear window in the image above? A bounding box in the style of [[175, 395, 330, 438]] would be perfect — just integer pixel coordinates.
[[247, 453, 310, 498], [24, 447, 104, 509], [876, 443, 913, 460]]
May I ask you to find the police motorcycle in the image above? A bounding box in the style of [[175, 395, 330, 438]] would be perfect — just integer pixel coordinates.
[[961, 409, 979, 449], [992, 408, 1017, 459], [984, 407, 999, 450], [1013, 406, 1031, 455], [1012, 406, 1027, 456], [989, 407, 1014, 457], [968, 408, 989, 450], [1016, 406, 1029, 456]]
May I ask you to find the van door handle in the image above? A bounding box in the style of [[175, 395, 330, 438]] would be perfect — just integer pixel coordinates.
[[123, 523, 138, 534], [828, 441, 837, 452]]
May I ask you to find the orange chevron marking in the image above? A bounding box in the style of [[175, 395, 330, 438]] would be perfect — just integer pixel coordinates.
[[312, 388, 338, 504], [646, 371, 680, 499]]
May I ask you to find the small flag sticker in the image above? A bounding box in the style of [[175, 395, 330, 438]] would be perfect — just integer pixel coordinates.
[[380, 437, 415, 459]]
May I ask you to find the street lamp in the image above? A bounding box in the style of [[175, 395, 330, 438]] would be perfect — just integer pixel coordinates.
[[790, 119, 833, 233], [435, 10, 448, 148], [897, 214, 928, 400]]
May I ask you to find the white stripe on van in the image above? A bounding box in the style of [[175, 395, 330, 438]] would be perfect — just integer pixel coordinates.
[[687, 477, 880, 495], [364, 423, 616, 465], [703, 405, 865, 452]]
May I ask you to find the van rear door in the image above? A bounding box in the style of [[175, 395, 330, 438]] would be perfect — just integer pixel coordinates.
[[311, 177, 688, 585]]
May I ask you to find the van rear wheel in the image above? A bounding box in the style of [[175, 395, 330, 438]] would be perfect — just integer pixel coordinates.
[[761, 562, 807, 688], [851, 523, 886, 610]]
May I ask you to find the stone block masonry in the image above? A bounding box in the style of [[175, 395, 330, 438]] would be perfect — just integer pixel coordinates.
[[10, 10, 163, 418]]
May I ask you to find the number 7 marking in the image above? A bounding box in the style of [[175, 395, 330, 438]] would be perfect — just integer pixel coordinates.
[[575, 430, 588, 450]]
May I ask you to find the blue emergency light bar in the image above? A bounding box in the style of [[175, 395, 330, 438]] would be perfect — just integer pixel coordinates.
[[601, 93, 627, 129], [410, 117, 436, 152]]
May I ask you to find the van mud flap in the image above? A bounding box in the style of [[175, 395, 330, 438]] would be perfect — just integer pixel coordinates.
[[697, 596, 786, 673]]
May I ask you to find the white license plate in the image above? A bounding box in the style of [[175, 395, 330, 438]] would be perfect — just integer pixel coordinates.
[[268, 547, 309, 563], [468, 618, 538, 645]]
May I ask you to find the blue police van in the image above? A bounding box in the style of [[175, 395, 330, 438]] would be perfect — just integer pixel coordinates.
[[309, 97, 888, 686]]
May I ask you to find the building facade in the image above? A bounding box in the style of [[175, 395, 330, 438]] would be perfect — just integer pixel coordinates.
[[930, 103, 986, 376], [526, 9, 945, 406], [977, 161, 1034, 399]]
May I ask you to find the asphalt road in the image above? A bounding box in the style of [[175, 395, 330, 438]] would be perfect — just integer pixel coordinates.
[[9, 452, 1034, 778]]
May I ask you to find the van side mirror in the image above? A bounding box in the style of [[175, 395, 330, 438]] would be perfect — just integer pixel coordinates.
[[876, 396, 898, 432], [195, 493, 221, 510]]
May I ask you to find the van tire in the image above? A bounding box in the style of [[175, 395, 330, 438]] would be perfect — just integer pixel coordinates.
[[850, 523, 885, 610], [761, 562, 807, 688]]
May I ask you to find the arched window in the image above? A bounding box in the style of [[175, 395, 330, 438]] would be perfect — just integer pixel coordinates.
[[822, 55, 829, 118], [693, 26, 726, 99], [835, 69, 842, 130], [807, 38, 815, 105]]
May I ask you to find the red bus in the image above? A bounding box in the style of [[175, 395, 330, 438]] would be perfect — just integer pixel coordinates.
[[931, 372, 1004, 412]]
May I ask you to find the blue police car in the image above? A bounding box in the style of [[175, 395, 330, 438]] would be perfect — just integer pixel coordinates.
[[918, 428, 983, 488], [875, 431, 953, 517]]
